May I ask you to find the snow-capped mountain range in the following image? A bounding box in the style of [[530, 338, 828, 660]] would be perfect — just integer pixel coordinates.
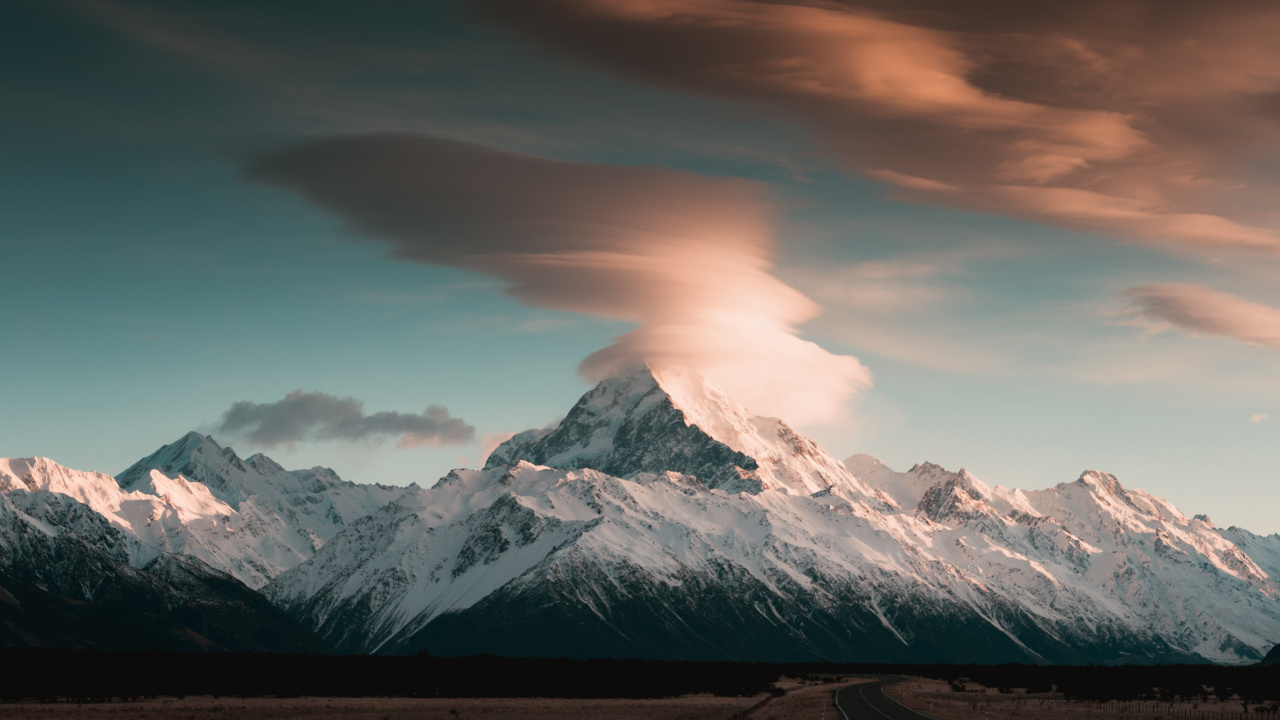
[[0, 460, 326, 651], [3, 364, 1279, 662], [2, 433, 399, 591]]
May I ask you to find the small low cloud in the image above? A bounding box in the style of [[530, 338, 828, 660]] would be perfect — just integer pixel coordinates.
[[1119, 284, 1280, 350], [215, 390, 475, 449], [1252, 413, 1268, 424]]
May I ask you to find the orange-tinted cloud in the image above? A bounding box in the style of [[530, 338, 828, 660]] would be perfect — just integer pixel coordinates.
[[248, 135, 871, 423], [1121, 284, 1280, 349], [471, 0, 1280, 251]]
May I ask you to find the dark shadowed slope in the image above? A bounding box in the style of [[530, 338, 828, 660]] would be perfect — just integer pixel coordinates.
[[1263, 643, 1280, 665], [0, 488, 328, 652]]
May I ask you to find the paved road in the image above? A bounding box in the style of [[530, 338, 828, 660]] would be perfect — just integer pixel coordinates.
[[834, 676, 939, 720]]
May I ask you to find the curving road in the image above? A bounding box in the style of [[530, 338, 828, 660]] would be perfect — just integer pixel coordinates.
[[834, 676, 939, 720]]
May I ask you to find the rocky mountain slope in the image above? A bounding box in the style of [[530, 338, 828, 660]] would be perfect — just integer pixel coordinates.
[[486, 365, 882, 498], [1219, 526, 1280, 587], [3, 434, 401, 590], [0, 486, 327, 651], [115, 433, 402, 587], [0, 435, 400, 650], [852, 457, 1280, 663], [265, 365, 1280, 663], [1263, 642, 1280, 665]]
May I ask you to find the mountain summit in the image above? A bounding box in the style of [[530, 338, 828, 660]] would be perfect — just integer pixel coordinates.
[[487, 364, 877, 498], [117, 431, 246, 499], [114, 432, 402, 587]]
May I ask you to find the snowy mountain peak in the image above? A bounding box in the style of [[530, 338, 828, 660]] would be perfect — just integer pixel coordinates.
[[845, 453, 889, 475], [103, 432, 405, 587], [484, 364, 761, 492], [915, 468, 1001, 524], [845, 455, 975, 512], [1076, 469, 1126, 496], [1, 456, 105, 493], [485, 363, 872, 497], [645, 364, 757, 454], [245, 453, 286, 475], [117, 431, 250, 501], [177, 429, 209, 449], [0, 454, 238, 569]]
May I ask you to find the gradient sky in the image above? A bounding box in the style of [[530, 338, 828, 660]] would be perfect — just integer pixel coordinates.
[[5, 0, 1280, 533]]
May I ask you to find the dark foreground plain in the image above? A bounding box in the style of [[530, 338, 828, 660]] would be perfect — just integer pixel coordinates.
[[887, 678, 1280, 720], [6, 673, 1280, 720], [3, 651, 1279, 720], [0, 696, 763, 720], [0, 677, 861, 720], [0, 651, 781, 700]]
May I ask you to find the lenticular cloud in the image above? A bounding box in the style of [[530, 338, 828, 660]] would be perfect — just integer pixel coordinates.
[[1121, 284, 1280, 350], [247, 134, 870, 424]]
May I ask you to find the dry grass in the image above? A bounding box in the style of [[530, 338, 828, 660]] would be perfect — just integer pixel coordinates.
[[751, 677, 870, 720], [0, 680, 873, 719], [10, 679, 1259, 720], [889, 677, 1268, 720], [0, 695, 760, 720]]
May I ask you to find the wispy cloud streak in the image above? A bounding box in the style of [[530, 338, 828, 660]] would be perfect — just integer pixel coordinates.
[[470, 0, 1280, 252], [1121, 284, 1280, 349]]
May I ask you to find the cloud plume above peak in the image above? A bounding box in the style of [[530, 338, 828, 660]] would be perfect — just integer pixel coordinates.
[[247, 135, 871, 424], [215, 390, 475, 449], [469, 0, 1280, 252]]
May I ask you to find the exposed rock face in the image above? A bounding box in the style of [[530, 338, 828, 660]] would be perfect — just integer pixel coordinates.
[[486, 365, 877, 498], [1263, 642, 1280, 665], [485, 367, 764, 493]]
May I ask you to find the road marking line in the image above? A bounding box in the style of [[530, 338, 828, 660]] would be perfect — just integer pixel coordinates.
[[834, 685, 852, 720], [860, 683, 894, 718]]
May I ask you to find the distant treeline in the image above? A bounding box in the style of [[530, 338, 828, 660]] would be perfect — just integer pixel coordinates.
[[2, 650, 1277, 703], [0, 650, 780, 701]]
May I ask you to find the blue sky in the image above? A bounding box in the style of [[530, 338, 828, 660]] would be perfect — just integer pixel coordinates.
[[4, 0, 1280, 532]]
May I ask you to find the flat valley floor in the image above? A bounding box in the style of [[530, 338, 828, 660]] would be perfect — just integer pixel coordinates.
[[2, 678, 1268, 719], [0, 695, 759, 720], [0, 678, 853, 719], [892, 678, 1271, 720]]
